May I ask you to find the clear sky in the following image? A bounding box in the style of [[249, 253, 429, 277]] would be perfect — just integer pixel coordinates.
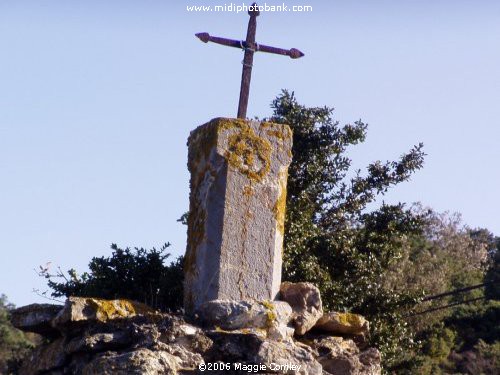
[[1, 0, 499, 306]]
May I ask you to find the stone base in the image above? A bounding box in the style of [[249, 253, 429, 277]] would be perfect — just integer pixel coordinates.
[[11, 294, 381, 375]]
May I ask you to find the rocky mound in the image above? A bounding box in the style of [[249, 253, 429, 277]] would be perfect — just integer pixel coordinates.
[[11, 283, 380, 374]]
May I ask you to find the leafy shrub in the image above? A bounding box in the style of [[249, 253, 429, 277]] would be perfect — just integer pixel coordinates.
[[43, 243, 183, 311], [0, 295, 37, 374]]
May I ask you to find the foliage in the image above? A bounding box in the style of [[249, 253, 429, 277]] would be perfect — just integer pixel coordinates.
[[485, 239, 500, 300], [0, 295, 37, 374], [385, 211, 499, 374], [40, 91, 499, 373], [42, 244, 183, 312], [385, 208, 490, 331], [406, 300, 500, 374], [268, 90, 426, 367]]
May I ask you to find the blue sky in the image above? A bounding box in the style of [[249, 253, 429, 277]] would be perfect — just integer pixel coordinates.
[[1, 0, 499, 306]]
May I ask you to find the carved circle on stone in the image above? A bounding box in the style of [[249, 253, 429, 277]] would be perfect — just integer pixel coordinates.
[[225, 126, 271, 183]]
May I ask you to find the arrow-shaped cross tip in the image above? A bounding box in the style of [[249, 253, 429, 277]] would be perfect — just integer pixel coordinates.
[[289, 48, 305, 59], [195, 32, 210, 43]]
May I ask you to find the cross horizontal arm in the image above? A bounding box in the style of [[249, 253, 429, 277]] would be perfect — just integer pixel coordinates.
[[195, 32, 304, 59], [196, 33, 242, 49], [258, 44, 304, 59]]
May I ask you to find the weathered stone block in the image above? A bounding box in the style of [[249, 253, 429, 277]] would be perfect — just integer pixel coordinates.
[[314, 312, 370, 337], [10, 303, 62, 336], [280, 282, 323, 335], [199, 299, 292, 331], [184, 118, 292, 313], [52, 297, 161, 329]]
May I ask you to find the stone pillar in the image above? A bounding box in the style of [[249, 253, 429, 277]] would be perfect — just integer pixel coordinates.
[[184, 118, 292, 313]]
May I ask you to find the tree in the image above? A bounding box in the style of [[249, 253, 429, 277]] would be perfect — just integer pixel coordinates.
[[0, 295, 37, 374], [485, 236, 500, 300], [267, 90, 426, 366], [384, 208, 490, 332], [379, 207, 499, 373]]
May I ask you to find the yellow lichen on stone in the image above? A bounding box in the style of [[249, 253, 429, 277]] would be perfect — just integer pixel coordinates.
[[336, 312, 365, 329], [214, 117, 248, 134], [224, 123, 271, 183], [84, 298, 158, 322], [86, 298, 135, 322], [260, 300, 277, 329], [264, 122, 293, 159], [274, 169, 288, 235], [203, 118, 272, 183], [243, 185, 253, 197], [264, 123, 292, 143], [260, 300, 275, 310]]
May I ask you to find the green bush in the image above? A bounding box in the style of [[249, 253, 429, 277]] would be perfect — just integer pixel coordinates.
[[268, 90, 426, 367], [0, 295, 37, 374], [43, 243, 183, 312]]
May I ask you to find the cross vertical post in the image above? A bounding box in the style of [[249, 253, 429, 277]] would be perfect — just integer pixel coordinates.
[[237, 6, 259, 119], [195, 2, 304, 119]]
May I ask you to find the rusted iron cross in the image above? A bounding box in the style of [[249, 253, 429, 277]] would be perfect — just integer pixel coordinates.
[[195, 3, 304, 119]]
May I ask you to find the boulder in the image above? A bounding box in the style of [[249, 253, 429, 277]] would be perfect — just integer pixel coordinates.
[[11, 297, 381, 374], [304, 336, 381, 375], [65, 331, 132, 354], [205, 329, 322, 374], [155, 342, 204, 371], [279, 282, 323, 335], [200, 299, 295, 342], [52, 297, 161, 329], [80, 348, 181, 375], [19, 338, 66, 375], [10, 303, 62, 336], [314, 312, 369, 337], [199, 299, 292, 330], [206, 330, 265, 361], [256, 340, 323, 375]]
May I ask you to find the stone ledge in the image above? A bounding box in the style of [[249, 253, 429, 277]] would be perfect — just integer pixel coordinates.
[[11, 290, 380, 374], [10, 303, 63, 337]]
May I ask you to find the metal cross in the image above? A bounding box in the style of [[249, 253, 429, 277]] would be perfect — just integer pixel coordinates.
[[195, 3, 304, 119]]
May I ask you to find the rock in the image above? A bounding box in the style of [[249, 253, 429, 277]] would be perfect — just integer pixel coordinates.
[[159, 318, 212, 353], [65, 331, 132, 354], [206, 330, 265, 361], [359, 348, 382, 372], [201, 299, 295, 342], [279, 282, 323, 335], [256, 340, 323, 375], [52, 297, 161, 329], [155, 342, 204, 371], [10, 303, 63, 336], [19, 338, 66, 375], [314, 312, 369, 337], [206, 329, 322, 374], [158, 314, 202, 343], [304, 336, 381, 375], [267, 322, 296, 341], [80, 348, 180, 375], [200, 299, 292, 331], [12, 297, 382, 374]]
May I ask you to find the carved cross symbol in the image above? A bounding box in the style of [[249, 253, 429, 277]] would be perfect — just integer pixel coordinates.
[[196, 3, 304, 119]]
